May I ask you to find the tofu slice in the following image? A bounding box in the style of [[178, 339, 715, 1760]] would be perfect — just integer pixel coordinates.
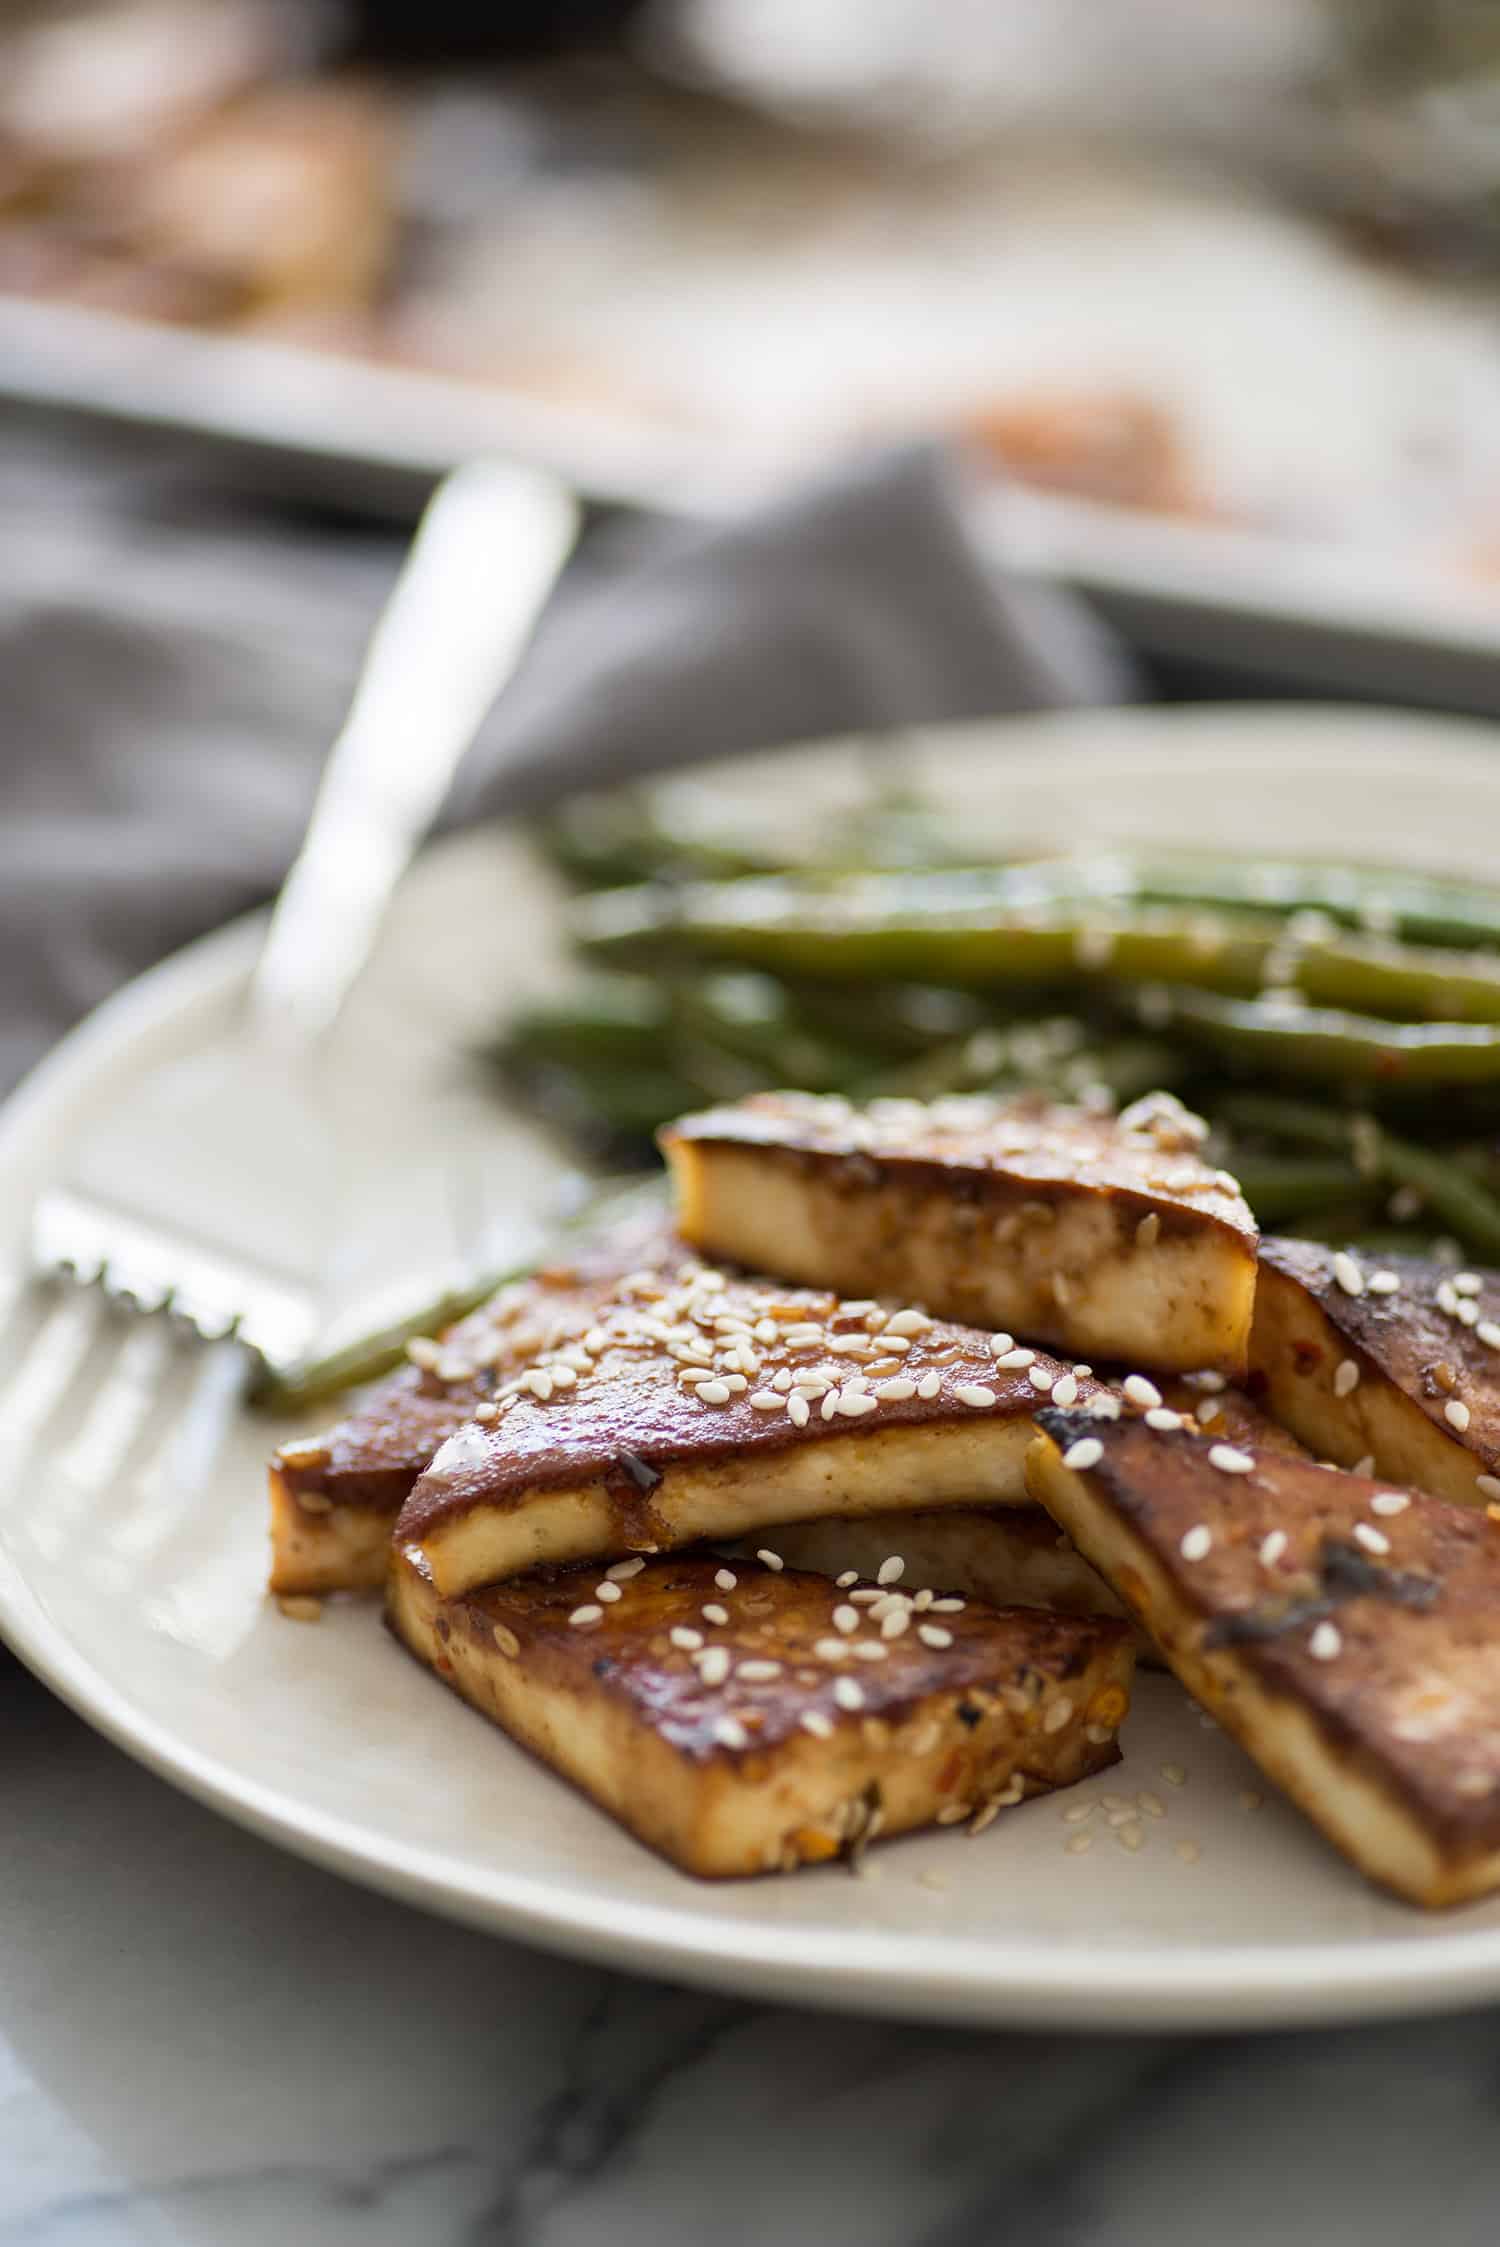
[[735, 1510, 1133, 1629], [1151, 1374, 1310, 1458], [399, 1251, 1089, 1598], [269, 1215, 687, 1595], [660, 1089, 1257, 1376], [387, 1547, 1134, 1877], [1027, 1407, 1500, 1906], [1251, 1239, 1500, 1510]]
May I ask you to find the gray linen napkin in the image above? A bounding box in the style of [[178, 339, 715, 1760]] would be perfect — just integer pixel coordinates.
[[0, 429, 1135, 1095]]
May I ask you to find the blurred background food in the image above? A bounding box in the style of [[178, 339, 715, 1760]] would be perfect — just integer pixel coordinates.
[[6, 0, 1500, 563]]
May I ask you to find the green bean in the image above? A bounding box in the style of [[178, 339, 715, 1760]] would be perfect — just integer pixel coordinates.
[[1223, 1158, 1376, 1222], [499, 979, 669, 1070], [666, 975, 875, 1091], [1134, 986, 1500, 1088], [252, 1179, 668, 1413]]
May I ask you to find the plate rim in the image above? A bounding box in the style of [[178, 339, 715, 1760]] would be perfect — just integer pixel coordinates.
[[12, 703, 1500, 2030]]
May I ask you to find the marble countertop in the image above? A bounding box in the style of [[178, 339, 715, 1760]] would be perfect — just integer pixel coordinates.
[[5, 1660, 1500, 2246]]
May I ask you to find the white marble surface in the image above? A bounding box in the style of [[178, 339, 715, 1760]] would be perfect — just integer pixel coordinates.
[[4, 1657, 1500, 2246]]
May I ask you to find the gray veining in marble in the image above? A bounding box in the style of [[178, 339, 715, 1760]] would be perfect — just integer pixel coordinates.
[[6, 1660, 1500, 2246]]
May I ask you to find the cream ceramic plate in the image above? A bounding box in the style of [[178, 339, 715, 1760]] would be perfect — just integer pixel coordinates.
[[7, 706, 1500, 2031]]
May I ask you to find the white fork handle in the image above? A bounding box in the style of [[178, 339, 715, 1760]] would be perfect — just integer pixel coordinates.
[[247, 458, 578, 1047]]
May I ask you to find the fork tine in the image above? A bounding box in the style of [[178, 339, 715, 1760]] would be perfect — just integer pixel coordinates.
[[53, 1310, 180, 1494], [0, 1282, 108, 1456]]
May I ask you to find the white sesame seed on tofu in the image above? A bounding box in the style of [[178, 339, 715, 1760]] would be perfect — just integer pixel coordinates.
[[787, 1393, 811, 1428], [569, 1605, 604, 1628], [1369, 1270, 1401, 1295], [800, 1709, 833, 1739], [607, 1557, 646, 1581], [737, 1660, 782, 1682], [833, 1677, 865, 1712], [1209, 1444, 1255, 1475], [1259, 1530, 1288, 1567], [1371, 1490, 1412, 1515], [1333, 1359, 1361, 1397], [832, 1605, 859, 1636], [1455, 1272, 1483, 1296], [1050, 1374, 1080, 1408], [594, 1582, 623, 1604], [1026, 1365, 1055, 1395], [877, 1556, 905, 1585], [1145, 1408, 1184, 1431], [1123, 1375, 1162, 1410], [917, 1624, 953, 1649], [1446, 1399, 1472, 1432], [1179, 1525, 1213, 1562], [1309, 1622, 1343, 1661], [702, 1603, 729, 1625], [995, 1347, 1035, 1370], [1353, 1523, 1390, 1555], [1333, 1252, 1365, 1297], [696, 1646, 731, 1687], [715, 1717, 749, 1750], [1476, 1476, 1500, 1502], [1062, 1437, 1104, 1471], [917, 1372, 943, 1400], [757, 1549, 784, 1571], [957, 1384, 998, 1410], [1087, 1393, 1123, 1420]]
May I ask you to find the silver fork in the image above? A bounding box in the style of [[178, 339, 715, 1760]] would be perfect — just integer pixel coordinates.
[[24, 456, 578, 1406]]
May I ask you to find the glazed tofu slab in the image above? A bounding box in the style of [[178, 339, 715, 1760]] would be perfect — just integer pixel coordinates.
[[268, 1215, 682, 1595], [1028, 1408, 1500, 1906], [1251, 1239, 1500, 1509], [661, 1089, 1257, 1376], [398, 1252, 1089, 1598], [388, 1549, 1134, 1877]]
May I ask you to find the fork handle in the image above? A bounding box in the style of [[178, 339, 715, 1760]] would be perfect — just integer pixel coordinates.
[[247, 458, 579, 1047]]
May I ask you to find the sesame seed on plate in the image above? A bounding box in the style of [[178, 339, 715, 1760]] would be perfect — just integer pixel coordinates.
[[696, 1646, 730, 1686], [1062, 1437, 1104, 1471], [957, 1383, 998, 1409], [917, 1624, 953, 1649], [757, 1548, 784, 1570], [1259, 1529, 1288, 1567], [1309, 1621, 1342, 1661], [1354, 1523, 1390, 1554], [1179, 1525, 1213, 1561], [1209, 1444, 1255, 1475], [800, 1709, 833, 1739], [1123, 1375, 1162, 1410], [569, 1605, 603, 1628], [1160, 1763, 1187, 1787], [607, 1557, 646, 1580], [1446, 1399, 1472, 1431], [1334, 1359, 1360, 1397], [1333, 1252, 1365, 1296], [1065, 1831, 1095, 1855], [833, 1678, 865, 1712]]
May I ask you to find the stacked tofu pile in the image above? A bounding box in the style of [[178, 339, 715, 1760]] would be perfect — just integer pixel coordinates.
[[269, 1088, 1500, 1904]]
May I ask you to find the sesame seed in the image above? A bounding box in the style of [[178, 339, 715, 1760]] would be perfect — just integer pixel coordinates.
[[1116, 1823, 1144, 1852], [1309, 1621, 1342, 1661], [1455, 1272, 1483, 1296], [851, 1588, 885, 1606], [1333, 1252, 1365, 1297], [880, 1608, 910, 1640], [738, 1660, 782, 1682], [1025, 1366, 1054, 1395], [569, 1605, 604, 1628], [714, 1568, 737, 1592], [1160, 1763, 1187, 1786], [1195, 1400, 1223, 1427], [1145, 1407, 1183, 1431], [988, 1332, 1016, 1356], [471, 1403, 500, 1427], [749, 1391, 785, 1412], [1179, 1525, 1213, 1561], [800, 1709, 833, 1739], [814, 1637, 849, 1663], [1123, 1375, 1162, 1410], [595, 1581, 623, 1604], [1065, 1830, 1095, 1855], [702, 1602, 729, 1625], [1478, 1322, 1500, 1350], [1476, 1476, 1500, 1502], [1369, 1270, 1401, 1295], [1136, 1212, 1161, 1249], [1259, 1529, 1288, 1567], [1215, 1170, 1241, 1196], [405, 1336, 442, 1370], [835, 1571, 858, 1588], [1209, 1444, 1255, 1475], [885, 1309, 933, 1337], [277, 1595, 323, 1622], [1353, 1522, 1391, 1555], [930, 1597, 966, 1612], [833, 1605, 859, 1635], [957, 1383, 998, 1409], [1062, 1801, 1095, 1825], [912, 1588, 935, 1609], [696, 1646, 731, 1686], [757, 1548, 784, 1571], [833, 1678, 865, 1712], [492, 1623, 520, 1658], [876, 1556, 905, 1586], [1333, 1359, 1360, 1397], [875, 1377, 917, 1401], [787, 1393, 810, 1428], [670, 1626, 703, 1651], [1051, 1374, 1080, 1408], [607, 1557, 646, 1581], [715, 1717, 749, 1750], [820, 1392, 840, 1421], [1043, 1696, 1074, 1734], [1175, 1839, 1201, 1865], [696, 1380, 731, 1405], [917, 1371, 942, 1400], [995, 1347, 1036, 1369], [1087, 1393, 1123, 1420], [1062, 1437, 1104, 1471], [1446, 1398, 1472, 1432], [1137, 1791, 1166, 1818], [836, 1390, 879, 1417], [917, 1624, 953, 1649], [852, 1641, 889, 1662], [1353, 1453, 1376, 1476]]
